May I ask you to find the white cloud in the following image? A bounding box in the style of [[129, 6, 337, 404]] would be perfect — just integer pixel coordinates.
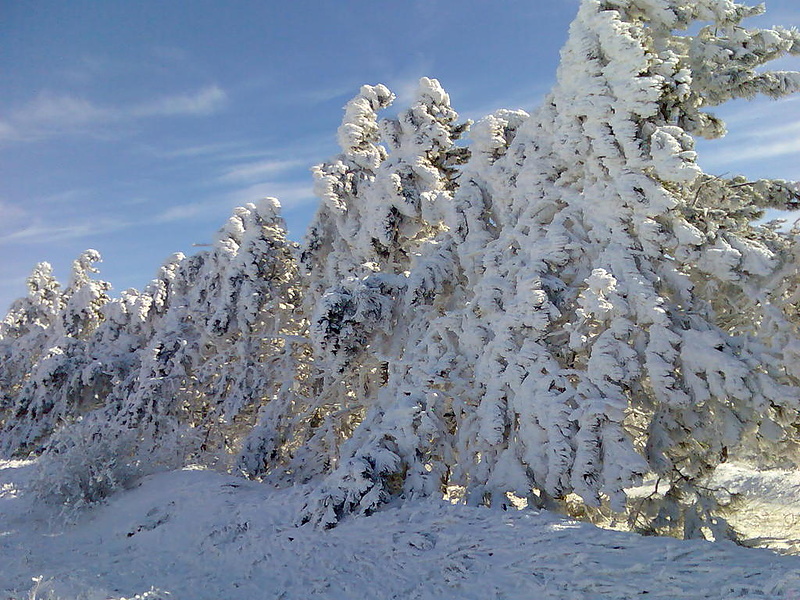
[[12, 93, 110, 126], [0, 217, 134, 245], [132, 86, 227, 118], [147, 130, 333, 169], [703, 137, 800, 166], [152, 140, 255, 160], [0, 199, 28, 223], [697, 94, 800, 175], [300, 83, 364, 105], [0, 93, 112, 141], [153, 202, 215, 224], [0, 86, 228, 144], [719, 96, 799, 130], [459, 82, 552, 123], [153, 180, 316, 225], [227, 181, 315, 209], [34, 188, 96, 206], [218, 159, 305, 184], [754, 119, 800, 139], [0, 200, 32, 242]]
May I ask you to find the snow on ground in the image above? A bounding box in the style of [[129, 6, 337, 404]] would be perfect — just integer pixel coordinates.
[[712, 463, 800, 555], [2, 460, 800, 600]]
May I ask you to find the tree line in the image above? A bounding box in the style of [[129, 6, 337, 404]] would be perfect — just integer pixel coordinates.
[[2, 0, 799, 537]]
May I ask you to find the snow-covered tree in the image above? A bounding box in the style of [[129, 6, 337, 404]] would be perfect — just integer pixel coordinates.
[[302, 83, 396, 300], [298, 0, 800, 534], [56, 249, 112, 340], [191, 199, 306, 466], [299, 78, 474, 525], [443, 0, 800, 536], [0, 263, 63, 424], [29, 199, 306, 507], [2, 0, 798, 541], [0, 251, 111, 456]]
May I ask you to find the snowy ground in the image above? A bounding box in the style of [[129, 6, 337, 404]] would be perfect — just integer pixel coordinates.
[[2, 460, 800, 600], [711, 463, 800, 555]]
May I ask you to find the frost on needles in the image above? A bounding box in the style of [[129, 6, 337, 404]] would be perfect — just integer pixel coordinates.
[[1, 0, 799, 538]]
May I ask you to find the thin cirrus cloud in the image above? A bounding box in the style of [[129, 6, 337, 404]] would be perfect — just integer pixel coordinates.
[[217, 158, 307, 184], [0, 85, 227, 143], [703, 137, 800, 169], [0, 216, 136, 246], [0, 199, 29, 225], [698, 96, 800, 172], [227, 181, 315, 209], [154, 180, 316, 225], [131, 86, 227, 118], [151, 140, 262, 161], [701, 128, 800, 169]]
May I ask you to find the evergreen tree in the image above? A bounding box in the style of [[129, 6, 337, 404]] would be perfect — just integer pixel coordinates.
[[1, 251, 110, 456], [29, 200, 305, 506], [0, 263, 63, 425], [301, 78, 471, 525], [443, 0, 800, 536], [1, 0, 797, 541], [193, 199, 306, 467], [300, 0, 800, 532]]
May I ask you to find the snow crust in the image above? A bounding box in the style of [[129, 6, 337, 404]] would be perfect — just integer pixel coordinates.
[[2, 460, 800, 599]]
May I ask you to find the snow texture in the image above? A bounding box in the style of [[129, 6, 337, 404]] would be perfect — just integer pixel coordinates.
[[2, 459, 800, 600]]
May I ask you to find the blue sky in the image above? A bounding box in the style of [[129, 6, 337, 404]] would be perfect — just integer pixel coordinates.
[[0, 0, 798, 312]]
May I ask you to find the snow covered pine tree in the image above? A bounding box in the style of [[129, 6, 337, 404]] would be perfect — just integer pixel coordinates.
[[298, 0, 800, 536], [298, 78, 472, 526], [0, 250, 111, 457], [20, 200, 305, 508], [0, 262, 63, 427]]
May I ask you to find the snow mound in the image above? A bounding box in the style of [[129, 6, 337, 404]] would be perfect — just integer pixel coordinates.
[[2, 460, 800, 599]]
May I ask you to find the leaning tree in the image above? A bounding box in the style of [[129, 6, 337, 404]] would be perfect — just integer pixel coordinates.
[[300, 0, 800, 536], [0, 250, 111, 457], [443, 0, 800, 538]]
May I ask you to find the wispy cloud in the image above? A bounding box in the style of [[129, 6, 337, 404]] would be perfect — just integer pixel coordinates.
[[153, 202, 218, 224], [0, 93, 111, 141], [705, 137, 800, 166], [153, 180, 316, 225], [33, 188, 97, 206], [719, 95, 799, 130], [459, 82, 552, 123], [12, 93, 111, 127], [0, 189, 141, 245], [300, 83, 364, 105], [0, 199, 29, 223], [227, 181, 315, 208], [218, 158, 306, 184], [132, 85, 227, 118], [0, 216, 136, 245], [146, 140, 317, 170], [150, 140, 256, 160], [0, 86, 228, 144], [699, 96, 800, 173]]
